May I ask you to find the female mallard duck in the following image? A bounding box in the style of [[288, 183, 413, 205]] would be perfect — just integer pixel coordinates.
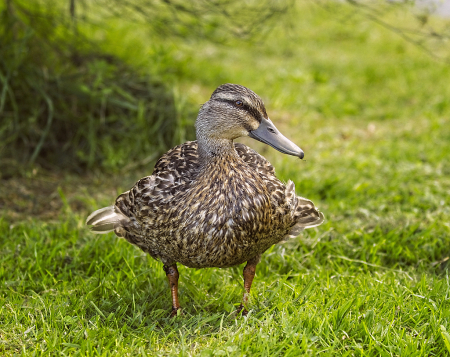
[[87, 84, 324, 316]]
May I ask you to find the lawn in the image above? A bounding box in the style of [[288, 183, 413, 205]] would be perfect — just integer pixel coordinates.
[[1, 1, 450, 355]]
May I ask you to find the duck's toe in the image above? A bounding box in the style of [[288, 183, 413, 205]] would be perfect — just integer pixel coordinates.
[[236, 304, 249, 317], [170, 307, 183, 318]]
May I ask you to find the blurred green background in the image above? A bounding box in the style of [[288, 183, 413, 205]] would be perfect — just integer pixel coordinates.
[[1, 0, 450, 355]]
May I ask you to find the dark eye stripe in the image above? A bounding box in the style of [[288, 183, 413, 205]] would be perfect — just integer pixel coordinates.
[[217, 99, 262, 123]]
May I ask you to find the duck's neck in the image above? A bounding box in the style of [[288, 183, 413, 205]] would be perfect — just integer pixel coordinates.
[[195, 104, 240, 166], [196, 131, 239, 166]]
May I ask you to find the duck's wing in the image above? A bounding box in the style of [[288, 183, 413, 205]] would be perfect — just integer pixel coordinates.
[[233, 143, 324, 241], [113, 141, 200, 239], [152, 141, 199, 180], [117, 141, 200, 211], [234, 143, 275, 176]]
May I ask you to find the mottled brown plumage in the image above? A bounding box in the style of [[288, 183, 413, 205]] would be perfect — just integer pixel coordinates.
[[86, 84, 324, 316]]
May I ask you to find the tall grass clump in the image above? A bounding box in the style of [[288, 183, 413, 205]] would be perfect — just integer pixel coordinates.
[[0, 2, 194, 176]]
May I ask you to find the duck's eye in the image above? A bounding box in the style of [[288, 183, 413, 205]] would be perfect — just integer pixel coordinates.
[[235, 100, 243, 107]]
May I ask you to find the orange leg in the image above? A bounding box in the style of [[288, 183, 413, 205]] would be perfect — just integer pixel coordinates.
[[163, 264, 181, 317], [237, 256, 260, 316]]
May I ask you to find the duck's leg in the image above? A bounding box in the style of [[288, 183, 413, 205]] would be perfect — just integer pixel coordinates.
[[163, 263, 181, 317], [237, 254, 261, 316]]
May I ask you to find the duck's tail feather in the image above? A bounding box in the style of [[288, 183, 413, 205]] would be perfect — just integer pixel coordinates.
[[86, 206, 128, 234], [282, 180, 325, 241]]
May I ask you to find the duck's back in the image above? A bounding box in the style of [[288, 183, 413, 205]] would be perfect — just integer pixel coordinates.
[[114, 141, 322, 268]]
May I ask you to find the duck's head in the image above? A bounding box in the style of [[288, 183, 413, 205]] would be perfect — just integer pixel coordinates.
[[196, 84, 304, 159]]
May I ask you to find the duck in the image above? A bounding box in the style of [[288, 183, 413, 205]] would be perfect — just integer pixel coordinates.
[[86, 83, 324, 316]]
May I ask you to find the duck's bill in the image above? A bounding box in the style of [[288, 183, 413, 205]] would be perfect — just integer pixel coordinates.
[[249, 118, 304, 159]]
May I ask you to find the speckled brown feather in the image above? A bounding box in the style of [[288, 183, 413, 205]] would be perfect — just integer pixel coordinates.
[[114, 141, 323, 268]]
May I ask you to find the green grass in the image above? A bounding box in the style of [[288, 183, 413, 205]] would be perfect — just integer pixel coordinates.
[[0, 1, 195, 174], [2, 1, 450, 355]]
